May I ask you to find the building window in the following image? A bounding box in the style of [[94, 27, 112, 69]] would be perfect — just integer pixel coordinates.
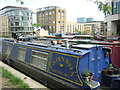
[[27, 17, 29, 20], [15, 22, 19, 26], [62, 21, 64, 25], [78, 25, 79, 30], [58, 10, 61, 15], [11, 22, 14, 26], [30, 17, 32, 20], [22, 16, 24, 20], [49, 11, 52, 15], [112, 1, 118, 14], [27, 12, 29, 16], [53, 11, 55, 14], [17, 47, 26, 61], [30, 50, 49, 70], [38, 14, 41, 17], [16, 16, 19, 20], [59, 26, 61, 30], [62, 11, 64, 16], [53, 21, 55, 24], [53, 26, 55, 29], [46, 12, 48, 15], [49, 26, 52, 30], [42, 13, 44, 17], [58, 16, 60, 19], [5, 44, 12, 55]]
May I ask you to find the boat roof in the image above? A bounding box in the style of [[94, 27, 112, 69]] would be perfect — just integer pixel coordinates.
[[2, 39, 91, 56]]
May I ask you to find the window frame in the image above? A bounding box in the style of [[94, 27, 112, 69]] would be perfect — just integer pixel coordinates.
[[5, 44, 12, 55], [30, 50, 49, 70], [17, 47, 26, 61]]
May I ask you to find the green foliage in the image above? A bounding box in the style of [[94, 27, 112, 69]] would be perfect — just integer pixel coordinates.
[[32, 23, 42, 31], [112, 32, 118, 35], [88, 0, 112, 16], [0, 67, 2, 74], [74, 29, 83, 34], [16, 0, 24, 5], [1, 67, 30, 88], [74, 29, 80, 33], [2, 67, 13, 79], [0, 36, 10, 38], [32, 23, 42, 28], [3, 82, 13, 86], [83, 69, 90, 76], [10, 77, 23, 85], [95, 0, 112, 16]]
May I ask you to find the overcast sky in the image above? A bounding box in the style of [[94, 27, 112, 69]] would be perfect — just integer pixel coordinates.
[[0, 0, 105, 22]]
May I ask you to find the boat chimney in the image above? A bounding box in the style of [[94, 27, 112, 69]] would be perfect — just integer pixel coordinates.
[[64, 39, 69, 49]]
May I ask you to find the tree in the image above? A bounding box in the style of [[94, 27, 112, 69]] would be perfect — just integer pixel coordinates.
[[89, 0, 112, 16], [32, 23, 42, 31], [32, 23, 42, 36], [14, 0, 112, 16], [16, 0, 24, 5], [95, 0, 112, 16], [74, 29, 82, 34], [32, 23, 42, 28]]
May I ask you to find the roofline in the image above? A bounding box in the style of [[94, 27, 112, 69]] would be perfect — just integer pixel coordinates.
[[37, 6, 61, 11], [0, 6, 28, 11]]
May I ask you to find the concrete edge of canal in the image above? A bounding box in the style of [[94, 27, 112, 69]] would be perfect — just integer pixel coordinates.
[[0, 61, 48, 89]]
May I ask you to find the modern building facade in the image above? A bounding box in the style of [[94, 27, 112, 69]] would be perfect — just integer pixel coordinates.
[[36, 6, 66, 34], [83, 21, 104, 35], [66, 21, 104, 35], [84, 26, 92, 35], [0, 15, 9, 36], [105, 0, 120, 35], [66, 22, 84, 34], [77, 17, 94, 23], [0, 6, 33, 36], [77, 17, 87, 23], [87, 17, 94, 23]]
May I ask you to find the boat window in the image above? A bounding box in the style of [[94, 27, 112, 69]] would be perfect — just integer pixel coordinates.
[[17, 47, 26, 61], [5, 44, 12, 55], [30, 50, 48, 70]]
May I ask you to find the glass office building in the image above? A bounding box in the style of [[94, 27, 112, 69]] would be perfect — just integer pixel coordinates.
[[0, 6, 33, 36], [77, 17, 94, 23], [105, 0, 120, 35], [112, 1, 120, 15]]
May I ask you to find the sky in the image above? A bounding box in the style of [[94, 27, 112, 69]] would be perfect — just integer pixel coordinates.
[[0, 0, 105, 22]]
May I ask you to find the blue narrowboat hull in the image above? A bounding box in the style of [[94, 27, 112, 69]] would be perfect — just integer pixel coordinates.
[[0, 38, 114, 89]]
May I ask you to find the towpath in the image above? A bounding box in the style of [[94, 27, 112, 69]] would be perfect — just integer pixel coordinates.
[[0, 61, 49, 89]]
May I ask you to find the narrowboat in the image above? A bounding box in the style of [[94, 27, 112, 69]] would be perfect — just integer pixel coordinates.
[[74, 38, 120, 68], [85, 40, 120, 68], [0, 38, 119, 89]]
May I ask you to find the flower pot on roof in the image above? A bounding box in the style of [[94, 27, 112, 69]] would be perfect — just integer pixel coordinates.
[[83, 76, 89, 82], [113, 68, 119, 75], [106, 68, 114, 75], [102, 68, 107, 75], [89, 73, 93, 82], [82, 70, 90, 82]]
